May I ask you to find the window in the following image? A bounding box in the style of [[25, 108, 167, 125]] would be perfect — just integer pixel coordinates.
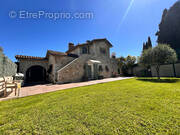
[[82, 47, 88, 54], [105, 65, 109, 72], [81, 46, 90, 54], [100, 47, 106, 54], [99, 65, 103, 72]]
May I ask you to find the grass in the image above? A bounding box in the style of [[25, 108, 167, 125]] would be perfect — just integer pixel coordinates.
[[0, 78, 180, 135]]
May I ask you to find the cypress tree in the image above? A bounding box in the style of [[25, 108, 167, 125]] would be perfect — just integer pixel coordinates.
[[143, 42, 146, 51], [147, 36, 152, 48]]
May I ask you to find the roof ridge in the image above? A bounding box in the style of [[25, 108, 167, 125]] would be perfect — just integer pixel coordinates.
[[15, 55, 46, 60]]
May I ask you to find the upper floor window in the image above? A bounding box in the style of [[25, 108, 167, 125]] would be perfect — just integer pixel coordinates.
[[81, 46, 90, 54], [100, 47, 106, 54]]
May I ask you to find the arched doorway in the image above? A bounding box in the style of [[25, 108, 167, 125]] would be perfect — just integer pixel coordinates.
[[26, 65, 46, 83]]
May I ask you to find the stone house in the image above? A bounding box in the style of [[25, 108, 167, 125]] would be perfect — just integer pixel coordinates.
[[15, 38, 118, 84]]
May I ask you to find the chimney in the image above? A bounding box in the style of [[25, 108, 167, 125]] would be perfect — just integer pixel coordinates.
[[86, 40, 91, 43], [68, 43, 74, 50]]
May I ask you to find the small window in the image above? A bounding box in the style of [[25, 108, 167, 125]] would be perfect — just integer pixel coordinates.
[[100, 47, 106, 54], [99, 65, 103, 72], [105, 66, 109, 72], [82, 47, 88, 54]]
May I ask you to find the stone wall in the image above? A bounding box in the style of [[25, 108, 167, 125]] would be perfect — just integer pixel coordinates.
[[55, 56, 75, 71], [57, 53, 118, 83], [18, 59, 48, 81], [0, 49, 17, 77], [47, 55, 56, 83], [47, 55, 75, 83], [93, 41, 110, 58], [57, 57, 84, 83]]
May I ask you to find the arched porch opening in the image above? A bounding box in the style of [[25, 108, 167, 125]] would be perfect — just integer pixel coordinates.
[[26, 65, 46, 83]]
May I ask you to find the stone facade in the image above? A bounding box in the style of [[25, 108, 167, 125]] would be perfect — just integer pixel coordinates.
[[57, 39, 118, 83], [16, 39, 118, 84], [47, 55, 75, 83], [18, 59, 48, 81]]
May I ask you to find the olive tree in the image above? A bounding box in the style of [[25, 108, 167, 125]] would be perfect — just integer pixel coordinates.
[[117, 55, 136, 76], [139, 44, 177, 79], [126, 55, 136, 74]]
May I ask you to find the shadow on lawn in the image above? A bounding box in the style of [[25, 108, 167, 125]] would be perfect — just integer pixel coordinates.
[[137, 78, 180, 83]]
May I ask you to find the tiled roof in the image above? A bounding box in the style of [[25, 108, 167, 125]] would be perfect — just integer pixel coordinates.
[[46, 50, 67, 56], [15, 55, 46, 60], [66, 38, 112, 53], [16, 50, 70, 60]]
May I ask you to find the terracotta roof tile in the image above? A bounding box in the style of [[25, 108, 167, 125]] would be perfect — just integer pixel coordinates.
[[15, 55, 46, 60], [46, 50, 67, 56]]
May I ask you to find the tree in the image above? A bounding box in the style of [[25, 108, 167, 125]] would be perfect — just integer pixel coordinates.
[[139, 48, 152, 68], [143, 42, 146, 51], [147, 36, 152, 49], [117, 55, 136, 76], [117, 56, 126, 75], [139, 44, 177, 79], [142, 37, 152, 52], [126, 55, 136, 65], [156, 1, 180, 59], [126, 55, 136, 74]]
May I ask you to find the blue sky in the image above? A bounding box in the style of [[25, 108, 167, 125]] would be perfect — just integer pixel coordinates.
[[0, 0, 178, 61]]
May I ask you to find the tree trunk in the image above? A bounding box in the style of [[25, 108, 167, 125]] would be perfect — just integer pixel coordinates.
[[156, 65, 160, 80], [172, 63, 176, 77]]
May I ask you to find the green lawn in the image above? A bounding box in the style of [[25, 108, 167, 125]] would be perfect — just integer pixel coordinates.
[[0, 78, 180, 135]]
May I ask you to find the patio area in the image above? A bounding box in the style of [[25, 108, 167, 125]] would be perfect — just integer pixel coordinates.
[[0, 77, 132, 101]]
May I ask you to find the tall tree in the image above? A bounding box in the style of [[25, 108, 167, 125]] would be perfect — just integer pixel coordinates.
[[142, 37, 152, 52], [147, 36, 152, 49], [143, 42, 146, 51], [156, 1, 180, 59], [139, 44, 177, 79]]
